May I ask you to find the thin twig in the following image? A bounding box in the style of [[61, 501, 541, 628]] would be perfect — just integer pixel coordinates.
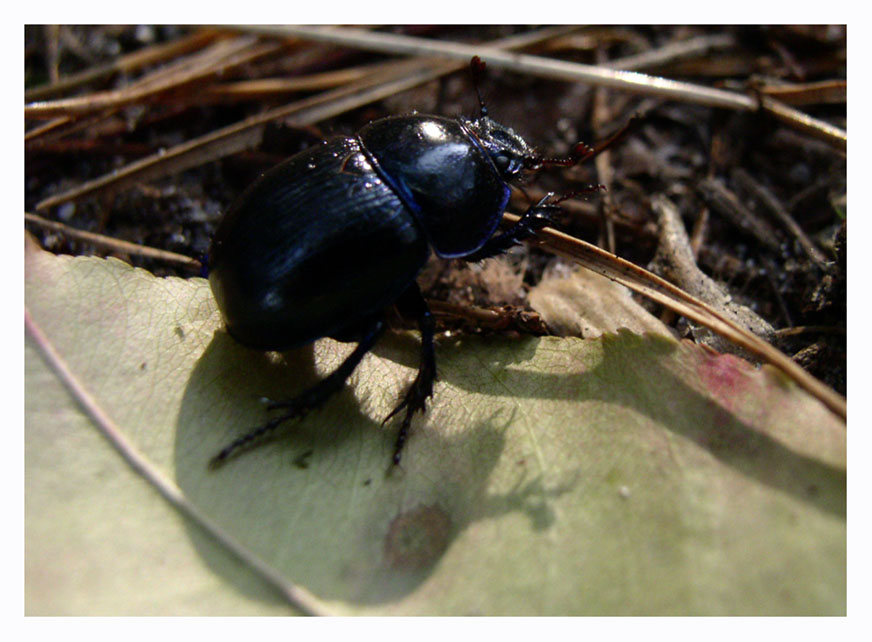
[[649, 194, 775, 349], [756, 79, 846, 106], [25, 36, 284, 148], [604, 33, 737, 71], [592, 47, 616, 254], [731, 168, 830, 270], [25, 29, 221, 102], [201, 60, 397, 97], [428, 300, 549, 335], [249, 25, 759, 111], [514, 210, 847, 421], [35, 58, 444, 210], [35, 27, 575, 212], [254, 26, 847, 151], [773, 325, 846, 338], [25, 307, 328, 615], [25, 213, 201, 271], [25, 36, 284, 120], [25, 110, 112, 144], [696, 177, 783, 252], [760, 95, 846, 152]]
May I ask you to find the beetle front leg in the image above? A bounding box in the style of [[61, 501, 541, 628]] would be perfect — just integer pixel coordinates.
[[464, 193, 563, 262], [384, 282, 436, 466]]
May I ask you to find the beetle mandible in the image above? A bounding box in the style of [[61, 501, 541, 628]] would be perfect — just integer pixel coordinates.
[[208, 57, 619, 468]]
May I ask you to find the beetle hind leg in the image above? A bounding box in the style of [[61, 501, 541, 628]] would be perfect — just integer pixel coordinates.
[[209, 318, 386, 468], [385, 283, 436, 466]]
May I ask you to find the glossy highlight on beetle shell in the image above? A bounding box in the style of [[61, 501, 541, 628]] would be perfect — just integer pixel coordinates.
[[359, 115, 510, 258]]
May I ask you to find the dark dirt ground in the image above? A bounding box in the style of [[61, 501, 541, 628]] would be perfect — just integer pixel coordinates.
[[24, 25, 846, 395]]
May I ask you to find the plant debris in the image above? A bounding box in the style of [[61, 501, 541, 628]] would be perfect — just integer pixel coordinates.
[[25, 25, 846, 396]]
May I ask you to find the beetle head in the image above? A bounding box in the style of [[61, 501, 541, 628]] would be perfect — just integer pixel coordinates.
[[463, 115, 539, 181]]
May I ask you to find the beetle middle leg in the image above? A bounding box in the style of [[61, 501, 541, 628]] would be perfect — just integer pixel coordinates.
[[384, 282, 436, 466], [209, 318, 386, 468]]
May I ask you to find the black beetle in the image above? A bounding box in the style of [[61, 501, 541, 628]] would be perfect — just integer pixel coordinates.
[[208, 57, 619, 468]]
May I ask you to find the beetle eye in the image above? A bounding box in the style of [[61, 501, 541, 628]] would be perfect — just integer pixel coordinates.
[[493, 153, 510, 172]]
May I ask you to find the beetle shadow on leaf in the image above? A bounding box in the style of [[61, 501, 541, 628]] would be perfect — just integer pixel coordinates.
[[437, 329, 844, 520], [173, 329, 382, 606], [176, 329, 368, 465], [344, 404, 575, 605], [591, 332, 845, 520], [173, 329, 558, 608]]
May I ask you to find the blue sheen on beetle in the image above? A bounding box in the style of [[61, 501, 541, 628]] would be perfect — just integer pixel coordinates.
[[207, 58, 583, 469]]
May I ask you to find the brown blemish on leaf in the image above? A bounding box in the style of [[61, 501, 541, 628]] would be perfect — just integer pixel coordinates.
[[384, 504, 452, 571]]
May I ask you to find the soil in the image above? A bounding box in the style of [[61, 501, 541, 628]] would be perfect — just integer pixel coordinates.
[[24, 25, 847, 395]]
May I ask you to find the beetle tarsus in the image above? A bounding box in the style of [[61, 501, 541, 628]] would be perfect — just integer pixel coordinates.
[[386, 359, 435, 465], [208, 414, 290, 469]]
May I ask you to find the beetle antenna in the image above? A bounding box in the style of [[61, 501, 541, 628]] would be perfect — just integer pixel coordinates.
[[537, 113, 643, 168], [553, 184, 607, 204], [470, 56, 489, 118]]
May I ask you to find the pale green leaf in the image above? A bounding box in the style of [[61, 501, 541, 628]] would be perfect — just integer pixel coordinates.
[[25, 240, 846, 615]]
